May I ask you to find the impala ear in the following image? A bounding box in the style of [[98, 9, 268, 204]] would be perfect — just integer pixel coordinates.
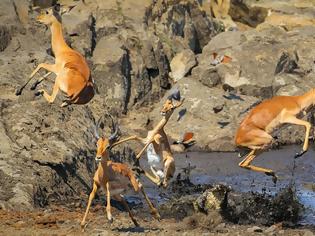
[[171, 89, 181, 101], [52, 4, 62, 22]]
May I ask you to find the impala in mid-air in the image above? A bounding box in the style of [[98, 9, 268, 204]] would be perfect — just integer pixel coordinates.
[[235, 89, 314, 183], [16, 4, 95, 107], [112, 90, 190, 188]]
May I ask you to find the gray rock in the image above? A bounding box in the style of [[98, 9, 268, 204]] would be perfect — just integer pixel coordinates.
[[198, 67, 221, 88], [93, 35, 124, 65], [13, 0, 29, 27], [0, 26, 11, 52], [169, 49, 196, 82], [202, 31, 245, 55], [195, 185, 231, 213]]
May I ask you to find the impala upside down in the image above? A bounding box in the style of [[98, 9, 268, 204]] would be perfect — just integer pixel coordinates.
[[235, 89, 315, 183], [81, 115, 160, 230], [16, 4, 95, 107], [112, 90, 185, 188]]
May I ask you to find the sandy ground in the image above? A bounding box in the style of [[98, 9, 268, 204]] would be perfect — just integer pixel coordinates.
[[0, 206, 314, 236]]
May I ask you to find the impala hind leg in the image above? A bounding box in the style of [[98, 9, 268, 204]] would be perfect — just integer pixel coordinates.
[[237, 129, 278, 183], [114, 194, 139, 227], [239, 149, 278, 184], [138, 182, 160, 220], [81, 182, 98, 230], [143, 168, 162, 186]]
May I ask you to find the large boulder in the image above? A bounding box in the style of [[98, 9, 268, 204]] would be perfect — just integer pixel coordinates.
[[144, 0, 223, 55], [169, 49, 196, 82], [237, 0, 315, 30]]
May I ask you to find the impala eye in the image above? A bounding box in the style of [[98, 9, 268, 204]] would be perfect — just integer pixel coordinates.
[[45, 10, 49, 14]]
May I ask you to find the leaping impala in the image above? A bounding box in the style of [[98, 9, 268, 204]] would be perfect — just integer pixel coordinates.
[[81, 115, 160, 230], [16, 4, 95, 107], [235, 89, 315, 183], [112, 90, 185, 188]]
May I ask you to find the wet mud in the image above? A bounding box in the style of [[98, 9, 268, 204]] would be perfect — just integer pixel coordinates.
[[1, 145, 315, 235], [141, 145, 315, 226]]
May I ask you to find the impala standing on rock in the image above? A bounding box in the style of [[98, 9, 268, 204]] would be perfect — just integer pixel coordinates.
[[16, 4, 95, 107]]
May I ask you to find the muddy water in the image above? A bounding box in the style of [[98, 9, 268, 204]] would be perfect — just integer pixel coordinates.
[[139, 145, 315, 225]]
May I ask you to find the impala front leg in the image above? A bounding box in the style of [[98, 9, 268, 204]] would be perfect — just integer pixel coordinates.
[[29, 63, 57, 79], [136, 140, 153, 159], [81, 182, 98, 230], [111, 135, 145, 149], [105, 182, 113, 223], [16, 63, 57, 96]]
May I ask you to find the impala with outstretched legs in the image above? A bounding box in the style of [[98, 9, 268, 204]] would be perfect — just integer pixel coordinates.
[[80, 115, 160, 230], [112, 90, 186, 188], [235, 89, 315, 183], [16, 4, 94, 107]]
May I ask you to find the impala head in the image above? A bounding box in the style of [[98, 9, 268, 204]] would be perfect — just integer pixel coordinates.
[[36, 4, 63, 25], [94, 115, 120, 163], [161, 89, 184, 118]]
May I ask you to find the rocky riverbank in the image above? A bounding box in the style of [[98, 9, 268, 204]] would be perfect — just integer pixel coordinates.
[[0, 1, 315, 234]]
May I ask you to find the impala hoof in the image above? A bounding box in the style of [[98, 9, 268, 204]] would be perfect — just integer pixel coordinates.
[[265, 172, 278, 184], [153, 211, 161, 221], [80, 222, 87, 232], [15, 88, 23, 96], [30, 81, 39, 90], [133, 220, 140, 227], [272, 175, 278, 185], [108, 217, 113, 224], [294, 150, 307, 159], [35, 91, 44, 96]]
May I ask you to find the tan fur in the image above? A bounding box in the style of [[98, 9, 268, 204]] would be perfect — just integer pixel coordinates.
[[80, 136, 160, 230], [18, 7, 94, 107], [235, 89, 315, 182], [112, 97, 184, 188]]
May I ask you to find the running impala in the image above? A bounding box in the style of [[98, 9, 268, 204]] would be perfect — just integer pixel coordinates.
[[235, 89, 314, 183], [81, 115, 160, 230]]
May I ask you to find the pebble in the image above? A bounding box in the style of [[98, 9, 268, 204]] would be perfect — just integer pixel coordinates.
[[247, 226, 263, 233]]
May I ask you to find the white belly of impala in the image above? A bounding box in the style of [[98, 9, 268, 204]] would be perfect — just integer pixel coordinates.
[[147, 143, 164, 178]]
